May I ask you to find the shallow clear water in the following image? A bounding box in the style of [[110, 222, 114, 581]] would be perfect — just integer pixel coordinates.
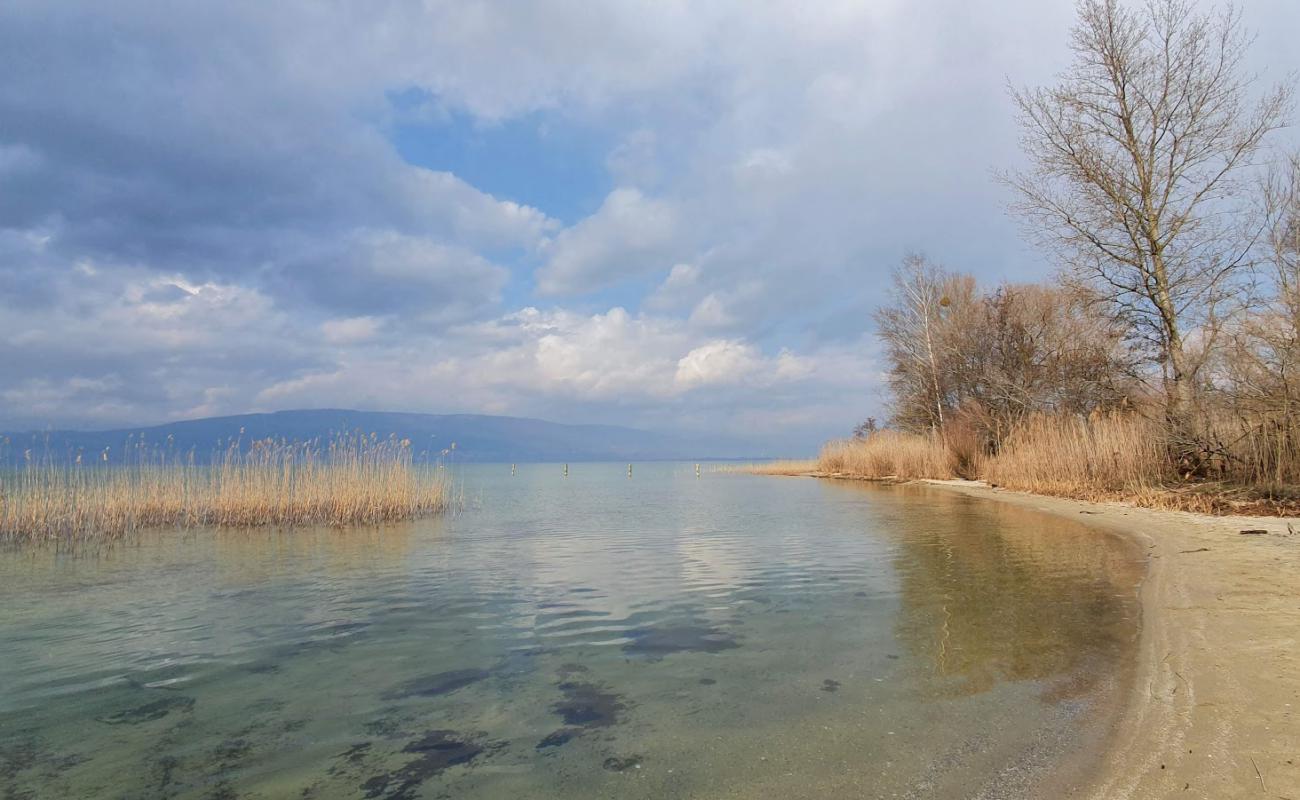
[[0, 465, 1143, 799]]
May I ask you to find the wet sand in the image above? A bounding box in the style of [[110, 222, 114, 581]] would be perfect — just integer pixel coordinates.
[[915, 479, 1300, 799]]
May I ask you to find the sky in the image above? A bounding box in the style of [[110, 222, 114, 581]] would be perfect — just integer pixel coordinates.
[[1, 0, 1297, 452]]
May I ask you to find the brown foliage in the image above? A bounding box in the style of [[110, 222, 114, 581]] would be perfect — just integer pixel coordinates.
[[877, 255, 1134, 455]]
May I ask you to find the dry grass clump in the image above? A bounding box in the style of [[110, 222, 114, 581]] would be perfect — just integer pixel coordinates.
[[0, 432, 448, 542], [818, 431, 956, 480]]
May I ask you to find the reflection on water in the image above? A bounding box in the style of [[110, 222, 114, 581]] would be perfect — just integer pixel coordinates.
[[0, 465, 1143, 799], [879, 485, 1144, 699]]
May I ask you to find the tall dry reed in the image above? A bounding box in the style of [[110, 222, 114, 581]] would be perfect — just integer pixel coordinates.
[[981, 413, 1168, 497], [812, 415, 1167, 494], [0, 432, 448, 542], [725, 459, 818, 476], [818, 430, 956, 480], [801, 414, 1291, 512]]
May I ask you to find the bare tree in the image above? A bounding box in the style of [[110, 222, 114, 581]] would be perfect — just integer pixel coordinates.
[[1218, 153, 1300, 481], [875, 254, 975, 434], [1260, 151, 1300, 311], [875, 258, 1135, 465], [1004, 0, 1292, 425], [947, 282, 1135, 443], [852, 417, 879, 439]]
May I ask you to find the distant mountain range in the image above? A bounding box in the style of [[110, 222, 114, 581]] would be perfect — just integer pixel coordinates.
[[0, 409, 771, 464]]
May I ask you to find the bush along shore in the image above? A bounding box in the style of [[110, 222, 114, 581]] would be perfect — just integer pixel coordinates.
[[777, 0, 1300, 517], [0, 431, 449, 542]]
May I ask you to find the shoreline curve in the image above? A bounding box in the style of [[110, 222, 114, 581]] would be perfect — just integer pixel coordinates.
[[888, 477, 1299, 799]]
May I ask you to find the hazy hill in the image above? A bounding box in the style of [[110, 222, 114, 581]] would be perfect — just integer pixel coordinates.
[[0, 409, 769, 464]]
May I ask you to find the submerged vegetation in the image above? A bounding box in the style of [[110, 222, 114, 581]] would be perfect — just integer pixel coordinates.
[[0, 432, 448, 542]]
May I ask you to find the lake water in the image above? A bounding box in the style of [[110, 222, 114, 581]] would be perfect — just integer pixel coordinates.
[[0, 464, 1144, 799]]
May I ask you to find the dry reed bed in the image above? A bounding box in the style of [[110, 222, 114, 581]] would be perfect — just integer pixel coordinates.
[[721, 459, 818, 476], [805, 414, 1299, 515], [0, 434, 448, 542], [982, 414, 1165, 496], [818, 431, 956, 480]]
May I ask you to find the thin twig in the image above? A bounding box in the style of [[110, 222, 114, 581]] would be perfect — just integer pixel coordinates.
[[1250, 755, 1266, 793]]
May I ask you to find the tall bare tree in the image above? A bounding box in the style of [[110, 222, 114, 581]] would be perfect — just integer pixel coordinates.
[[1219, 153, 1300, 481], [875, 254, 972, 434], [1004, 0, 1292, 424]]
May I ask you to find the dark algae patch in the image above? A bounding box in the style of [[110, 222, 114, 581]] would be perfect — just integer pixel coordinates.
[[552, 681, 626, 728], [622, 624, 739, 657], [96, 694, 195, 725], [361, 730, 502, 800], [537, 672, 630, 750], [381, 668, 491, 700]]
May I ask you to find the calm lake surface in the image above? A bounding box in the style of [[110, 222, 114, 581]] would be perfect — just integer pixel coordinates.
[[0, 464, 1144, 799]]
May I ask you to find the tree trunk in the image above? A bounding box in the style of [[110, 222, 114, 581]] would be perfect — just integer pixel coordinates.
[[922, 308, 945, 434], [1151, 250, 1193, 424]]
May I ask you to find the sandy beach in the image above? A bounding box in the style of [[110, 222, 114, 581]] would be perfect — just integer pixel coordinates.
[[904, 479, 1300, 799]]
